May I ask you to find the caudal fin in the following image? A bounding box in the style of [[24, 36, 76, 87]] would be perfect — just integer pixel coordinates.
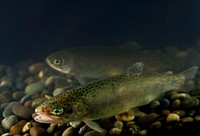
[[180, 66, 199, 92]]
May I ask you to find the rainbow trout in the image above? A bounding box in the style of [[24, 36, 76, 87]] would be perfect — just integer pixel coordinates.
[[46, 46, 187, 83], [34, 62, 199, 132]]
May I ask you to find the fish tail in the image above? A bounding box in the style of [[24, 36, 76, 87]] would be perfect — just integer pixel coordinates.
[[179, 66, 199, 92]]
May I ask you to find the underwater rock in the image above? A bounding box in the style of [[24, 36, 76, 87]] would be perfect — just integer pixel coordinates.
[[30, 126, 46, 136], [25, 82, 45, 94], [2, 101, 18, 118], [138, 113, 160, 125], [166, 113, 180, 123], [11, 102, 33, 119], [22, 122, 32, 133], [62, 127, 75, 136], [10, 120, 27, 135], [28, 62, 44, 75], [12, 91, 25, 101], [1, 115, 19, 130], [181, 96, 199, 109]]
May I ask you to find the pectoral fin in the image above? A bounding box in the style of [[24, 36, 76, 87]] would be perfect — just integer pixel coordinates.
[[83, 117, 103, 132]]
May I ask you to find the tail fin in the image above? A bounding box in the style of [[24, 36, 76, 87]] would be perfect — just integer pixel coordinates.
[[180, 66, 199, 92]]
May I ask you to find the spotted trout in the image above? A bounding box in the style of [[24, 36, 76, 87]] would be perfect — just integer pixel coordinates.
[[46, 46, 187, 83], [34, 62, 199, 132]]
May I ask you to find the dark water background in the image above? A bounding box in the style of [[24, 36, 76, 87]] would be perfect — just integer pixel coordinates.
[[0, 0, 199, 65]]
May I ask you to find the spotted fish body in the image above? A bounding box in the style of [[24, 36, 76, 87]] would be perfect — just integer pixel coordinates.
[[46, 46, 187, 83], [34, 62, 199, 132]]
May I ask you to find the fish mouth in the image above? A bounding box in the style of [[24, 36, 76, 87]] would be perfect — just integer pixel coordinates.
[[34, 108, 64, 124]]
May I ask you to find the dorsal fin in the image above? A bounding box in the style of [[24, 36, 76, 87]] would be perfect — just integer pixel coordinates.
[[127, 62, 144, 75]]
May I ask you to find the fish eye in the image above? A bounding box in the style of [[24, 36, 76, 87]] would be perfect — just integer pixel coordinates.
[[51, 107, 64, 115], [53, 59, 62, 66]]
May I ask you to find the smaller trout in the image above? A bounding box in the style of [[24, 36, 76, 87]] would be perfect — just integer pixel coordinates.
[[34, 62, 199, 132]]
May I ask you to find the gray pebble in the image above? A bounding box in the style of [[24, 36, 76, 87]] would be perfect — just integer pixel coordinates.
[[181, 96, 199, 109], [6, 67, 18, 80], [15, 78, 25, 90], [19, 93, 33, 105], [1, 115, 19, 130], [11, 102, 33, 119], [2, 101, 19, 118], [25, 82, 45, 94]]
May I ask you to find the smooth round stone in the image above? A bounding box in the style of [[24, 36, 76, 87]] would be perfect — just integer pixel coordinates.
[[53, 88, 65, 96], [172, 110, 186, 117], [12, 91, 25, 101], [162, 110, 171, 116], [139, 129, 148, 136], [30, 126, 46, 136], [10, 120, 27, 135], [1, 115, 19, 130], [19, 93, 33, 105], [194, 115, 200, 121], [171, 99, 181, 108], [62, 127, 75, 136], [28, 62, 44, 74], [0, 80, 13, 89], [45, 76, 55, 87], [181, 117, 193, 123], [181, 97, 199, 109], [0, 91, 13, 103], [85, 129, 106, 136], [166, 113, 180, 123], [113, 121, 123, 129], [15, 78, 25, 90], [24, 76, 38, 85], [22, 122, 32, 133], [150, 121, 161, 130], [47, 124, 56, 133], [149, 100, 160, 109], [115, 110, 135, 122], [170, 93, 190, 101], [109, 127, 122, 135], [138, 113, 160, 125], [25, 82, 45, 94], [3, 101, 19, 118], [12, 102, 33, 119], [159, 98, 170, 107]]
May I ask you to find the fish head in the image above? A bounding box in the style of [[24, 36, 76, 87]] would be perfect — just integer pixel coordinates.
[[34, 92, 89, 124], [46, 49, 79, 74]]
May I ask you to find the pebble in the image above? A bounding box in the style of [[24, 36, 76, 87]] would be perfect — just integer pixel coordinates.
[[28, 62, 44, 75], [10, 120, 27, 135], [172, 110, 186, 117], [181, 117, 193, 123], [47, 123, 57, 133], [109, 127, 122, 135], [53, 88, 65, 96], [149, 100, 160, 109], [181, 96, 199, 109], [62, 127, 75, 136], [12, 91, 25, 101], [171, 99, 181, 108], [1, 115, 19, 130], [194, 115, 200, 121], [166, 113, 180, 123], [159, 98, 170, 107], [15, 78, 25, 90], [170, 93, 190, 101], [25, 82, 45, 94], [84, 129, 106, 136], [11, 102, 33, 119], [30, 126, 46, 136], [138, 113, 160, 125], [149, 121, 161, 130], [2, 101, 19, 117], [19, 93, 33, 104], [115, 110, 135, 122], [22, 122, 32, 133], [45, 76, 55, 87]]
